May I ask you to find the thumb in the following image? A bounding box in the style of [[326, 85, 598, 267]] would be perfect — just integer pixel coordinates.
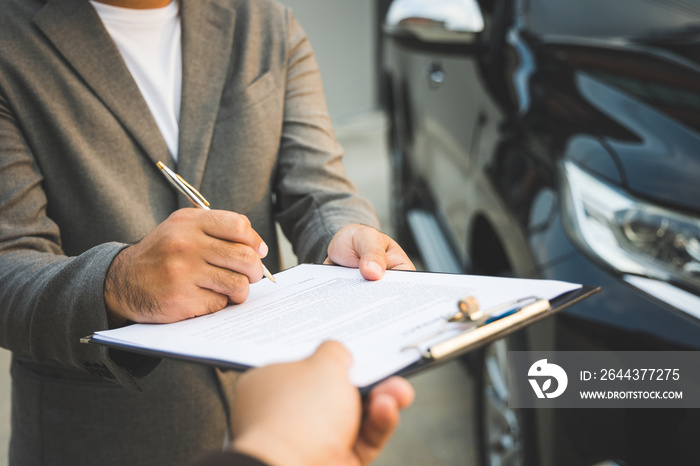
[[310, 340, 354, 371], [353, 227, 390, 281], [325, 224, 390, 280]]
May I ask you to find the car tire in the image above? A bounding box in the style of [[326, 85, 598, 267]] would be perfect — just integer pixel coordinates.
[[471, 334, 538, 466]]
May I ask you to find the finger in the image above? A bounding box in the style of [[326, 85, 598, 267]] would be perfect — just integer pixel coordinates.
[[196, 266, 251, 304], [369, 377, 415, 409], [385, 242, 416, 271], [309, 340, 354, 371], [195, 209, 268, 258], [352, 227, 390, 281], [142, 288, 229, 323], [366, 392, 400, 441], [353, 394, 401, 464], [199, 292, 231, 316], [185, 289, 231, 318], [202, 237, 265, 284], [353, 378, 413, 464]]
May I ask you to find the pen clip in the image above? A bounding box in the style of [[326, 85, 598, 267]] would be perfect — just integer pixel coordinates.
[[157, 161, 210, 209], [401, 295, 542, 357], [176, 174, 210, 208], [452, 295, 539, 326]]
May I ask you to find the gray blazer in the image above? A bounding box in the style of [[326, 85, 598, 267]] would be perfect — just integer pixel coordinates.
[[0, 0, 379, 464]]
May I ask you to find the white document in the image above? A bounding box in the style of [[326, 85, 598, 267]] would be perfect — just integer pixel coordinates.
[[93, 264, 582, 386]]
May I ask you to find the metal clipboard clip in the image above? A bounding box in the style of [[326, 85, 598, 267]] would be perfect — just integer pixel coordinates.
[[402, 295, 550, 360]]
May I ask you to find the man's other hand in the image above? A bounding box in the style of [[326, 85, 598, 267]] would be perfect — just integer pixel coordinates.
[[324, 224, 415, 280]]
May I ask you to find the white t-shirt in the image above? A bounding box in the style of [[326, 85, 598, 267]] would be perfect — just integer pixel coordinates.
[[91, 0, 182, 160]]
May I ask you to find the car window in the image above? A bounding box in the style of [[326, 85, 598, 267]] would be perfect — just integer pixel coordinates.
[[524, 0, 700, 39]]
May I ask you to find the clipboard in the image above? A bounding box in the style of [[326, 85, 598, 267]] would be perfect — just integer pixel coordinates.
[[390, 285, 599, 382], [81, 265, 599, 388]]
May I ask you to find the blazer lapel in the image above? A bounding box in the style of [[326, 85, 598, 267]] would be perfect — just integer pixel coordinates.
[[177, 0, 236, 193], [33, 0, 173, 169]]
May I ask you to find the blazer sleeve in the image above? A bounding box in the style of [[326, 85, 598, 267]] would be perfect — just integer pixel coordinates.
[[0, 91, 158, 391], [273, 9, 381, 264]]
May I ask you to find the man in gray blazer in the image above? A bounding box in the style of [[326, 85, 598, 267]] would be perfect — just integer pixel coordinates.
[[0, 0, 413, 464]]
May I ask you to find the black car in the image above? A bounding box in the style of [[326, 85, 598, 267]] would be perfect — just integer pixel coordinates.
[[382, 0, 700, 464]]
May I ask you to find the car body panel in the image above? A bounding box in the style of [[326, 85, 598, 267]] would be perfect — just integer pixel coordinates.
[[382, 0, 700, 464]]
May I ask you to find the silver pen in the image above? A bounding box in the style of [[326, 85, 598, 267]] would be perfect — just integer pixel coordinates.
[[157, 161, 276, 283]]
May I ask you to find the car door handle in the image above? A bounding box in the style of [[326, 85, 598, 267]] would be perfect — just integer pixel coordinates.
[[426, 61, 446, 88]]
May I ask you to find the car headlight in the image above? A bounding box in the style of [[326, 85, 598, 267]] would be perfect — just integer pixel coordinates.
[[560, 160, 700, 293]]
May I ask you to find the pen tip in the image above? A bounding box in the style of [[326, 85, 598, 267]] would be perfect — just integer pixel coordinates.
[[157, 161, 165, 169], [262, 265, 276, 283]]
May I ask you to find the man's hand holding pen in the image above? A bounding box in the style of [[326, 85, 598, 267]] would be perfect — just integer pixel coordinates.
[[104, 209, 269, 326], [104, 162, 415, 327]]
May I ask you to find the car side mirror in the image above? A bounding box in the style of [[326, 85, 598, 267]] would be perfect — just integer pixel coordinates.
[[384, 0, 484, 45]]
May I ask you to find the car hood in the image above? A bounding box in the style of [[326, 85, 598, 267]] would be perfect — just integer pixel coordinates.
[[575, 71, 700, 213]]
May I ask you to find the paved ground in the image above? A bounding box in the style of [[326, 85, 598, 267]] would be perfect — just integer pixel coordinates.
[[0, 112, 476, 465], [326, 114, 477, 466]]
